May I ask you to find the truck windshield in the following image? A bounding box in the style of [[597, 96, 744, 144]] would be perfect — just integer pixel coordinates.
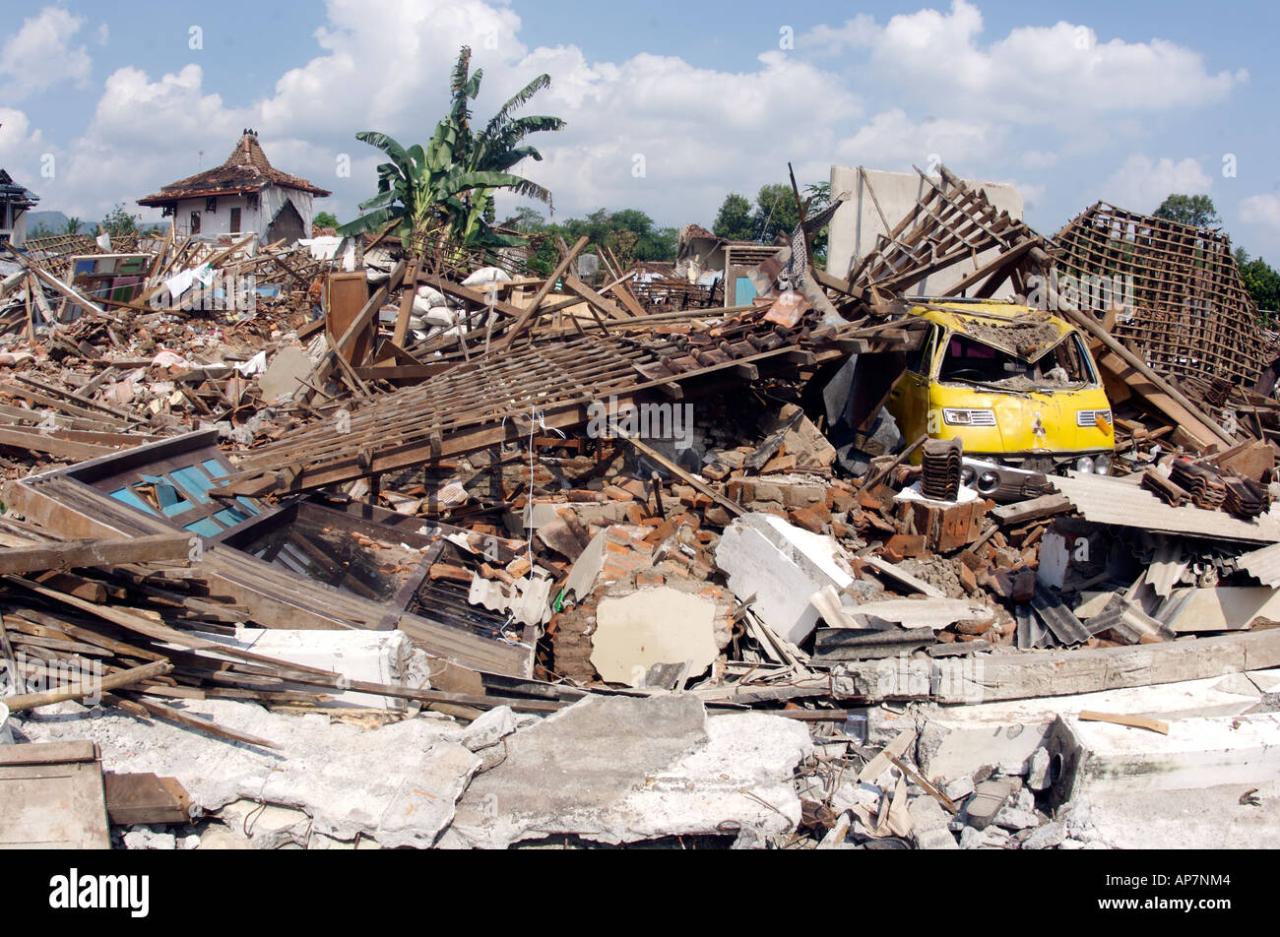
[[938, 333, 1094, 391]]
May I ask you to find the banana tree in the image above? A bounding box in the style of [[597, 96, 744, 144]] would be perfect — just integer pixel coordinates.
[[339, 46, 564, 254]]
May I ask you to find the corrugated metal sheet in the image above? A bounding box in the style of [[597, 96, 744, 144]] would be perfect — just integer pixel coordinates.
[[1236, 542, 1280, 587], [1051, 473, 1280, 544]]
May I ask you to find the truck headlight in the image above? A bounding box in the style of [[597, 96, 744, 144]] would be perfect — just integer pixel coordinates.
[[1075, 456, 1095, 474], [1093, 454, 1111, 475], [943, 408, 996, 427]]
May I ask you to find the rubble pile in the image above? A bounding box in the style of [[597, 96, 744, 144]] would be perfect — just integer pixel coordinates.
[[3, 165, 1280, 851]]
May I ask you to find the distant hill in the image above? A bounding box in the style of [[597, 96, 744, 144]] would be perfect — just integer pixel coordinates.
[[22, 210, 70, 236]]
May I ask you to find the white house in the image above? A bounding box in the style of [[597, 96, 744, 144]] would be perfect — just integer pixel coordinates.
[[0, 168, 38, 247], [138, 130, 330, 243]]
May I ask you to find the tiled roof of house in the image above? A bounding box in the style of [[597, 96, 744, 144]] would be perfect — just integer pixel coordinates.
[[137, 131, 331, 206]]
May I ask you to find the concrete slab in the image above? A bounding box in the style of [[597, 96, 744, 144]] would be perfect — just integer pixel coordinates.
[[448, 694, 812, 847], [15, 699, 479, 848], [716, 513, 855, 643], [1052, 711, 1280, 797], [259, 345, 312, 402], [916, 669, 1277, 782]]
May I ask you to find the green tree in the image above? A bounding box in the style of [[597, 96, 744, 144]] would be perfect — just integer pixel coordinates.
[[1154, 194, 1220, 228], [99, 204, 139, 238], [803, 180, 831, 267], [313, 211, 340, 230], [752, 183, 801, 243], [63, 217, 82, 235], [1236, 248, 1280, 319], [339, 46, 564, 252], [502, 206, 546, 232], [713, 193, 754, 242]]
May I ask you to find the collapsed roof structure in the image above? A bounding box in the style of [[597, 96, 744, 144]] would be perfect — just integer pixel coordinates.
[[1054, 202, 1279, 391], [3, 163, 1280, 851]]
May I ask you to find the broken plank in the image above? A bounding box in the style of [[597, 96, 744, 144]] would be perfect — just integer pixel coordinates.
[[858, 554, 945, 598], [104, 772, 193, 826], [0, 533, 193, 575], [1078, 710, 1170, 735], [990, 493, 1071, 526], [0, 425, 113, 460]]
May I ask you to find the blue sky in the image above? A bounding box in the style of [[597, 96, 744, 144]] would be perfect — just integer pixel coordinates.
[[2, 0, 1278, 259]]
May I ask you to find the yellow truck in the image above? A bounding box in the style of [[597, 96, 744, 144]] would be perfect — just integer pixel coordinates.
[[885, 299, 1115, 476]]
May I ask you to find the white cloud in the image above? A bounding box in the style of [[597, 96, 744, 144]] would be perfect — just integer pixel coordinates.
[[36, 0, 1247, 231], [1099, 155, 1212, 212], [1240, 193, 1280, 231], [801, 14, 878, 56], [1020, 150, 1059, 170], [0, 7, 92, 99], [803, 0, 1243, 121], [60, 0, 863, 224], [0, 108, 50, 187], [833, 109, 995, 170]]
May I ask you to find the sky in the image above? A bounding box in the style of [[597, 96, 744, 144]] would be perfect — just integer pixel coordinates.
[[2, 0, 1278, 259]]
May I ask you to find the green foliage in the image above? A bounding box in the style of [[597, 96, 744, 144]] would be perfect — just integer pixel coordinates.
[[713, 182, 822, 247], [516, 207, 677, 275], [100, 204, 139, 238], [501, 206, 546, 233], [1236, 247, 1280, 321], [713, 193, 754, 242], [64, 217, 82, 235], [340, 45, 564, 253], [313, 211, 340, 230], [1154, 194, 1220, 228], [753, 183, 800, 244], [803, 181, 831, 268]]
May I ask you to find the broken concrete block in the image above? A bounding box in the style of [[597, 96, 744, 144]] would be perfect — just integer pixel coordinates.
[[123, 828, 177, 850], [993, 806, 1039, 831], [715, 513, 855, 644], [461, 706, 518, 752], [1049, 710, 1280, 805], [1022, 820, 1067, 850], [449, 694, 813, 848], [960, 824, 1012, 849], [943, 776, 975, 802], [964, 778, 1019, 830], [258, 345, 313, 402], [590, 586, 720, 688], [915, 827, 960, 850], [919, 717, 1042, 783], [17, 698, 481, 848], [1026, 747, 1052, 791], [910, 797, 961, 850], [908, 793, 953, 838]]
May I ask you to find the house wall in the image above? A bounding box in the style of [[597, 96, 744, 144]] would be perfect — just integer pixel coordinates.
[[0, 201, 27, 247], [826, 166, 1024, 298], [171, 186, 318, 242], [173, 194, 261, 238], [676, 236, 727, 283], [261, 187, 316, 241]]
